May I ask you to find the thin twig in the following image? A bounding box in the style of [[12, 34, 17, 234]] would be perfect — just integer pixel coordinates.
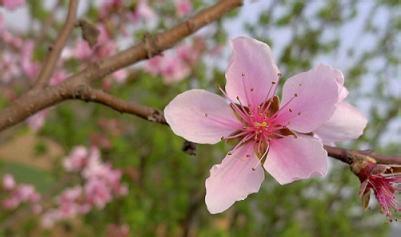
[[34, 0, 79, 88]]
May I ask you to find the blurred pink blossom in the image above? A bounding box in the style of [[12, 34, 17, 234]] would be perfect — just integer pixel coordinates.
[[175, 0, 192, 17], [145, 42, 201, 84], [49, 70, 67, 86], [21, 40, 40, 80], [63, 146, 91, 172], [100, 0, 123, 17], [2, 174, 41, 211], [26, 109, 49, 131], [42, 146, 127, 228], [128, 0, 156, 22], [2, 173, 15, 190], [1, 53, 20, 82], [0, 0, 25, 10]]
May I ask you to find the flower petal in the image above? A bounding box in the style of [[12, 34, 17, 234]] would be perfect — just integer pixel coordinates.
[[277, 64, 339, 133], [264, 135, 328, 185], [164, 89, 242, 144], [205, 143, 264, 214], [225, 36, 280, 108], [314, 102, 367, 144]]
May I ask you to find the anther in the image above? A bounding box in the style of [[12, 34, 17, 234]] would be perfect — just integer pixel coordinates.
[[294, 93, 298, 97], [204, 113, 208, 117], [289, 108, 293, 112]]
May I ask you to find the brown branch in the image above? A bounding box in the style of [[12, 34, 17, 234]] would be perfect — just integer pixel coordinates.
[[325, 145, 401, 165], [0, 0, 243, 131], [34, 0, 79, 88], [73, 86, 167, 124]]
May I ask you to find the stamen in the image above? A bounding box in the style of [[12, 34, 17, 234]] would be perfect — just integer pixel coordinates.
[[224, 131, 250, 140], [240, 73, 253, 107], [271, 93, 298, 120], [264, 81, 277, 102], [204, 114, 239, 128], [252, 145, 270, 171]]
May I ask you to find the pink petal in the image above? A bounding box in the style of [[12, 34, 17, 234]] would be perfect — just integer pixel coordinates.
[[205, 143, 264, 214], [314, 102, 367, 144], [164, 89, 242, 144], [277, 64, 339, 133], [225, 37, 280, 108], [264, 135, 328, 185]]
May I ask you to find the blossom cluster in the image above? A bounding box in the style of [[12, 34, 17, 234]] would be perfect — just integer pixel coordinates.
[[41, 146, 128, 228], [0, 0, 25, 11], [0, 0, 199, 131], [1, 174, 41, 213], [144, 38, 203, 84]]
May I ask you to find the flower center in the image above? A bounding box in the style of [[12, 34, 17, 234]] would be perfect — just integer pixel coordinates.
[[225, 96, 295, 159]]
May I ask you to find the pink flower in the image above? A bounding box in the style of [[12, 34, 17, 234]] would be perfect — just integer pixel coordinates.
[[164, 37, 342, 213], [1, 52, 20, 82], [175, 0, 192, 17], [84, 178, 112, 208], [2, 181, 41, 210], [58, 186, 89, 216], [144, 42, 201, 84], [314, 69, 367, 144], [20, 40, 40, 80], [2, 173, 15, 190], [354, 161, 401, 220], [100, 0, 123, 17], [0, 0, 25, 10], [63, 146, 90, 172], [129, 0, 156, 22], [72, 25, 116, 61], [27, 109, 49, 131], [49, 70, 67, 86], [112, 69, 128, 84]]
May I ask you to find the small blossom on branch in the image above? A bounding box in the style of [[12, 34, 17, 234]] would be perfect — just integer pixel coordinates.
[[352, 160, 401, 221]]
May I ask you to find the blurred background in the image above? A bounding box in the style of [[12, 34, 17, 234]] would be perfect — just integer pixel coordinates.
[[0, 0, 400, 236]]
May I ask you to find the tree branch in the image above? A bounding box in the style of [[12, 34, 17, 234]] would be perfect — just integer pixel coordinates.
[[0, 0, 243, 131], [324, 145, 401, 165], [73, 86, 167, 124], [34, 0, 79, 88]]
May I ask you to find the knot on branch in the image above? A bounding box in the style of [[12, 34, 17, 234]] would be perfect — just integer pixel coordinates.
[[78, 19, 100, 48], [182, 141, 197, 156], [147, 109, 166, 124], [143, 33, 162, 59], [72, 84, 92, 102]]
